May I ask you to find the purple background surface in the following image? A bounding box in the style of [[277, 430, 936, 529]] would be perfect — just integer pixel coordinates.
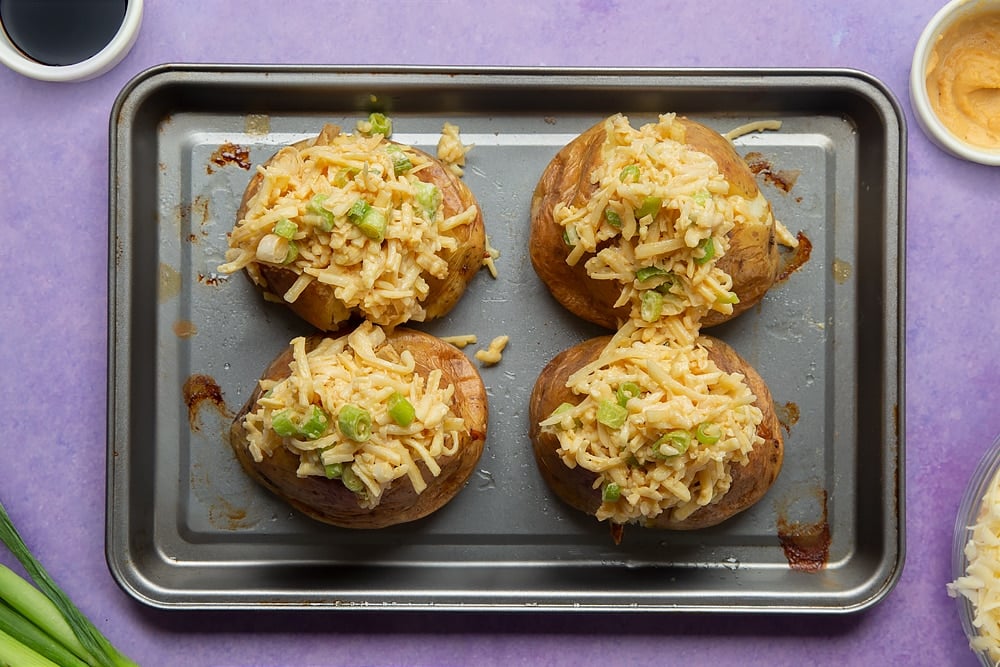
[[0, 1, 995, 665]]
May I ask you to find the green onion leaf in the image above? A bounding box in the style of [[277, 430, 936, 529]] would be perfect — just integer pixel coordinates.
[[385, 145, 413, 175], [387, 392, 416, 427], [694, 237, 716, 265], [299, 405, 330, 440], [307, 194, 336, 231], [347, 199, 370, 223], [367, 112, 392, 136], [271, 410, 298, 437], [717, 291, 740, 305], [413, 181, 441, 218], [635, 265, 669, 282], [695, 422, 722, 445], [616, 382, 642, 407], [604, 208, 622, 228], [324, 463, 343, 480], [562, 223, 579, 247], [635, 196, 662, 219], [338, 405, 372, 442], [652, 430, 691, 458], [273, 218, 297, 239], [640, 290, 663, 322], [602, 482, 622, 503], [596, 400, 628, 429], [341, 466, 366, 493], [356, 207, 387, 242], [619, 164, 641, 182]]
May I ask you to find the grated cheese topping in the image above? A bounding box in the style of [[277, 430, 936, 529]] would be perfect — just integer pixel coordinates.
[[437, 121, 473, 177], [475, 335, 509, 366], [949, 467, 1000, 661], [241, 321, 468, 509], [541, 114, 777, 525], [218, 123, 478, 327]]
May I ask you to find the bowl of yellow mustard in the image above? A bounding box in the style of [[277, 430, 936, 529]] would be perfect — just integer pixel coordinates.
[[910, 0, 1000, 165]]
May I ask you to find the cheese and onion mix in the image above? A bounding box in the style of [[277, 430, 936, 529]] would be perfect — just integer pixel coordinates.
[[539, 113, 780, 525], [241, 321, 469, 508], [218, 118, 479, 327]]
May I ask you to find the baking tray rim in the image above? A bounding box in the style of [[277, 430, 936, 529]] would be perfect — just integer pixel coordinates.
[[106, 64, 906, 613]]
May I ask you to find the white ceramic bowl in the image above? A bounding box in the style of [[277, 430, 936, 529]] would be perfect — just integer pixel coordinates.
[[910, 0, 1000, 166], [0, 0, 142, 82], [951, 435, 1000, 666]]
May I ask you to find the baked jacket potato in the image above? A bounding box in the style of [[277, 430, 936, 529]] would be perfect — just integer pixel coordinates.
[[230, 322, 488, 529], [530, 114, 781, 330], [220, 122, 486, 331], [528, 332, 783, 531]]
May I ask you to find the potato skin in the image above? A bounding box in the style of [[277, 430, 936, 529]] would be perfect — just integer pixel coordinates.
[[230, 328, 488, 529], [528, 335, 783, 530], [237, 133, 486, 331], [529, 117, 780, 330]]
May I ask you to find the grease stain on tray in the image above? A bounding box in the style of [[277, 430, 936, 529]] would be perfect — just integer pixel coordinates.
[[776, 486, 830, 572], [207, 142, 251, 173], [744, 151, 801, 194], [244, 113, 270, 136], [832, 258, 852, 284], [173, 320, 197, 338], [775, 401, 800, 433], [183, 374, 232, 432], [159, 263, 181, 302], [776, 231, 812, 283]]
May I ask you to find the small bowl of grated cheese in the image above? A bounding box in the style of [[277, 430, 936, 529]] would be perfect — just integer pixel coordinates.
[[949, 435, 1000, 665]]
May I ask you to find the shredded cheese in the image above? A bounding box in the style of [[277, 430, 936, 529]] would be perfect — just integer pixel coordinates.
[[722, 119, 784, 141], [949, 467, 1000, 661], [437, 122, 473, 176], [483, 232, 500, 278], [218, 123, 478, 327], [241, 322, 469, 509], [540, 114, 779, 525], [475, 335, 509, 366], [440, 334, 478, 349]]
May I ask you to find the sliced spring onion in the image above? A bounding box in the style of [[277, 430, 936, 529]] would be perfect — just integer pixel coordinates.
[[652, 430, 691, 458], [385, 145, 413, 175], [640, 290, 663, 322], [341, 466, 366, 493], [695, 422, 722, 445], [619, 164, 641, 182], [616, 382, 641, 407], [717, 291, 740, 305], [562, 223, 580, 247], [270, 410, 298, 437], [596, 400, 628, 430], [356, 207, 387, 242], [324, 462, 343, 480], [552, 402, 575, 416], [635, 265, 669, 283], [283, 240, 298, 265], [338, 405, 372, 442], [604, 208, 622, 228], [694, 237, 716, 265], [299, 405, 330, 440], [307, 194, 336, 231], [413, 181, 441, 218], [255, 233, 289, 264], [602, 482, 622, 503], [0, 500, 138, 667], [387, 392, 415, 427], [347, 198, 370, 223], [693, 189, 711, 206], [655, 273, 680, 295], [273, 217, 297, 239], [634, 196, 662, 219], [367, 112, 392, 136]]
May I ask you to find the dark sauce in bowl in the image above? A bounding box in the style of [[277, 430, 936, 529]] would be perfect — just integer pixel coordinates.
[[0, 0, 127, 66]]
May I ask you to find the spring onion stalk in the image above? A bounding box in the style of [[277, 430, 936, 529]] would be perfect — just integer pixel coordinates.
[[356, 207, 387, 242], [0, 628, 61, 667], [338, 405, 372, 442], [0, 500, 137, 667], [0, 601, 89, 667]]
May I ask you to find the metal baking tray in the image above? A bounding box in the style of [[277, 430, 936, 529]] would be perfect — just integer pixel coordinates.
[[107, 66, 905, 612]]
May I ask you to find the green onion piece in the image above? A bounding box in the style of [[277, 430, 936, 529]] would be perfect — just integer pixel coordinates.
[[270, 410, 298, 437], [693, 189, 711, 206], [356, 207, 387, 242], [562, 223, 579, 247], [602, 482, 622, 503], [552, 402, 575, 416], [324, 463, 343, 480], [640, 290, 663, 322], [273, 218, 297, 239], [385, 145, 413, 175], [616, 382, 641, 407], [717, 291, 740, 305], [367, 112, 392, 136], [0, 501, 138, 667], [387, 392, 416, 427], [655, 273, 680, 295], [596, 400, 628, 429], [347, 198, 370, 223], [413, 181, 441, 218], [619, 164, 641, 182], [635, 265, 669, 282], [0, 601, 89, 667], [307, 194, 336, 231], [338, 405, 372, 442], [604, 208, 622, 228], [283, 240, 298, 265], [635, 196, 662, 219], [299, 405, 330, 440], [695, 422, 721, 445], [652, 430, 691, 458], [694, 237, 716, 265], [341, 466, 366, 493]]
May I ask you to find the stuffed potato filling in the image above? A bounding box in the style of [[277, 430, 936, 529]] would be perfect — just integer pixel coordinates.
[[553, 113, 787, 323], [539, 321, 764, 524], [218, 121, 479, 327], [241, 322, 469, 509]]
